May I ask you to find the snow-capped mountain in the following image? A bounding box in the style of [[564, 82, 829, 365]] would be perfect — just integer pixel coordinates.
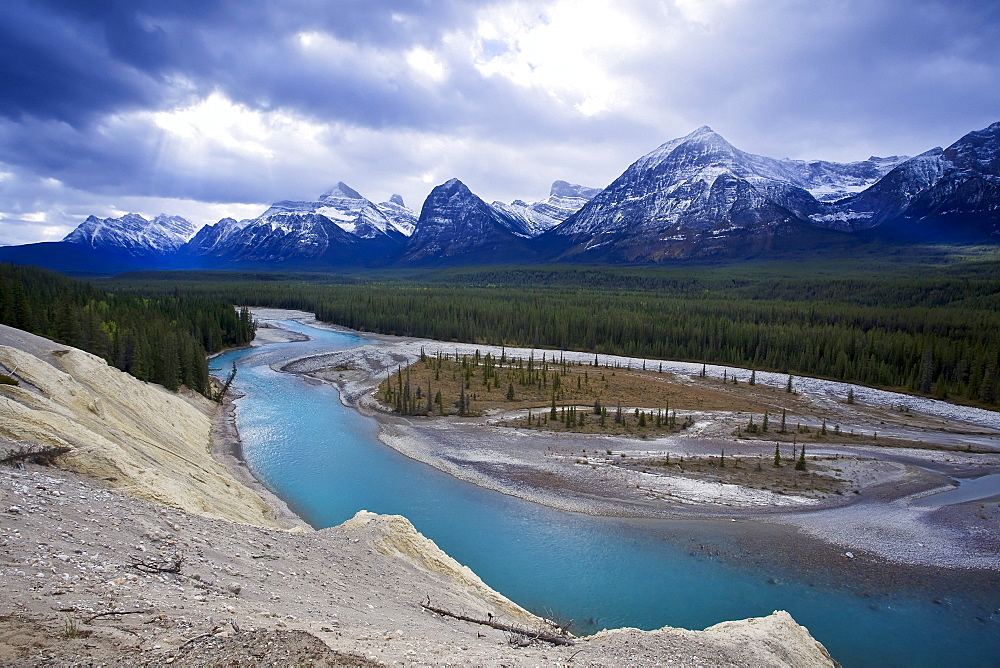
[[492, 180, 602, 236], [402, 179, 536, 262], [182, 217, 252, 255], [545, 126, 923, 261], [4, 121, 996, 273], [63, 213, 195, 256], [818, 122, 1000, 239], [180, 183, 418, 266], [546, 127, 818, 260], [374, 194, 418, 237], [784, 156, 908, 202], [259, 182, 414, 242], [198, 211, 362, 263]]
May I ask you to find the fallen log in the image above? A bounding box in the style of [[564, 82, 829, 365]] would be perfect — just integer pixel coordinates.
[[419, 599, 574, 646]]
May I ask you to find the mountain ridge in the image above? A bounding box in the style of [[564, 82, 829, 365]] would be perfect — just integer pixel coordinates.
[[2, 121, 997, 272]]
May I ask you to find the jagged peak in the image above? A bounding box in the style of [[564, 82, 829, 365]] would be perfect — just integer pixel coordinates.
[[388, 194, 405, 207], [635, 125, 737, 170], [320, 181, 364, 200], [430, 178, 476, 200]]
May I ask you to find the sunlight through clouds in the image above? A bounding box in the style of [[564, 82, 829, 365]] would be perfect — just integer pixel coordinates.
[[152, 92, 283, 159], [470, 0, 660, 116], [406, 47, 449, 83]]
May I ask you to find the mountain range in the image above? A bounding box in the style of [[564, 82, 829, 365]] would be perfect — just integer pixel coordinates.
[[2, 121, 997, 272]]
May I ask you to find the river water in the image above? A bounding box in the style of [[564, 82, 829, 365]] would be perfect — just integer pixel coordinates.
[[212, 318, 1000, 667]]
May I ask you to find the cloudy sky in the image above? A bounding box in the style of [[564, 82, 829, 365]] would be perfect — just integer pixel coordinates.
[[1, 0, 997, 245]]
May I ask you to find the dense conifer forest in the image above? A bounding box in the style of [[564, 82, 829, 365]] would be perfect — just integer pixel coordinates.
[[0, 264, 255, 394], [106, 252, 1000, 408]]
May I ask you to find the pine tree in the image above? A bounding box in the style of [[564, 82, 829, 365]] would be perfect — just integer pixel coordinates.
[[506, 383, 515, 401], [795, 443, 807, 471], [773, 443, 781, 467]]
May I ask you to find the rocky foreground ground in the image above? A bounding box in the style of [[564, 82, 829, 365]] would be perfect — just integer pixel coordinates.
[[0, 324, 834, 665], [0, 466, 833, 666]]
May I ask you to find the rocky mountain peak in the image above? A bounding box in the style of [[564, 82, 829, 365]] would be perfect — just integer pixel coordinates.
[[549, 180, 602, 199], [943, 122, 1000, 173], [402, 178, 531, 262], [320, 182, 365, 201], [63, 212, 196, 255]]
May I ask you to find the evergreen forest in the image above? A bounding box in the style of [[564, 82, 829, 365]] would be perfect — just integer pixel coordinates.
[[0, 263, 255, 394], [105, 252, 1000, 408]]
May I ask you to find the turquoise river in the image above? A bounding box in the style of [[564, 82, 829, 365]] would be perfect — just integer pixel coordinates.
[[211, 318, 1000, 668]]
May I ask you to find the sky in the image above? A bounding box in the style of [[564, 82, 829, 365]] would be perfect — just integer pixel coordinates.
[[0, 0, 998, 246]]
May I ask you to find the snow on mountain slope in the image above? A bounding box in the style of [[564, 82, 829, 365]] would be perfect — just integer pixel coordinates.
[[183, 217, 253, 254], [257, 182, 415, 241], [545, 126, 922, 260], [492, 180, 602, 236], [402, 178, 533, 262], [822, 121, 1000, 237], [214, 211, 361, 262], [788, 156, 909, 201], [553, 126, 816, 240], [63, 213, 196, 255], [375, 194, 418, 237], [181, 183, 415, 265]]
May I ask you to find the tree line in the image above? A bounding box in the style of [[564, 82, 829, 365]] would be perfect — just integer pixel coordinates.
[[0, 264, 255, 394], [105, 260, 1000, 407]]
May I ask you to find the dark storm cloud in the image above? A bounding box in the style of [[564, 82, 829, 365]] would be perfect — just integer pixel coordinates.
[[0, 1, 162, 125], [0, 0, 494, 126]]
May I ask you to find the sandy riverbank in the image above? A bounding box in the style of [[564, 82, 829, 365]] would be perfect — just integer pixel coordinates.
[[263, 309, 1000, 573]]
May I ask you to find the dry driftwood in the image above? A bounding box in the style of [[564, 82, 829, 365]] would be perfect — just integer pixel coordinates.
[[132, 553, 184, 574], [85, 609, 149, 623], [419, 599, 574, 646], [1, 444, 70, 466]]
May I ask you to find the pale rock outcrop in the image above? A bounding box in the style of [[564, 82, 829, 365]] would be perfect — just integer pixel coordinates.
[[343, 510, 540, 626], [0, 325, 277, 527]]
